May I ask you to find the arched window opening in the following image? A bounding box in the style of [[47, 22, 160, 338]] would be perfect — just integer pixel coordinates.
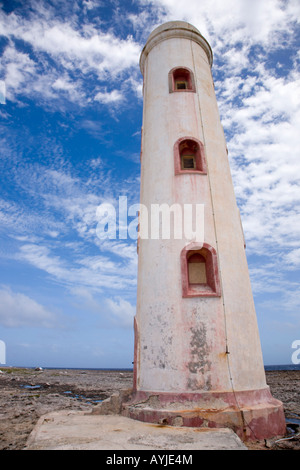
[[181, 243, 221, 298], [174, 137, 207, 175], [174, 68, 190, 90], [169, 67, 196, 93], [188, 252, 207, 285], [180, 139, 200, 171]]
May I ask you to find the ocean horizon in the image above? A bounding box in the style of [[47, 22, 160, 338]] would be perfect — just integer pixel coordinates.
[[264, 364, 300, 371], [2, 364, 300, 371]]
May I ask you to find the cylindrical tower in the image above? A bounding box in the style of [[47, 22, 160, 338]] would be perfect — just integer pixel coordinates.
[[125, 21, 285, 440]]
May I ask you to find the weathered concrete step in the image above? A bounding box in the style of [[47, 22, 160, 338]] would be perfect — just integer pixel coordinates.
[[25, 410, 247, 450]]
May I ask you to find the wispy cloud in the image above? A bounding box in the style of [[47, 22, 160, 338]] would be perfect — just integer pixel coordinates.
[[105, 297, 136, 328], [0, 285, 58, 328], [18, 242, 137, 292], [0, 1, 142, 106], [94, 89, 124, 104], [0, 148, 139, 309]]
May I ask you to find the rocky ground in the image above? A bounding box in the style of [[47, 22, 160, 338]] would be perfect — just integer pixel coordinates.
[[0, 367, 133, 450], [0, 367, 299, 451], [253, 370, 300, 450]]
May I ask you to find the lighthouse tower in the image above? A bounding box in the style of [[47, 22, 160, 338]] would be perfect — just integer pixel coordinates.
[[126, 21, 286, 440]]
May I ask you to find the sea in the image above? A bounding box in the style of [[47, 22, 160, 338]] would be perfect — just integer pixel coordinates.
[[264, 364, 300, 371], [49, 364, 300, 371], [29, 365, 300, 371], [3, 364, 300, 371]]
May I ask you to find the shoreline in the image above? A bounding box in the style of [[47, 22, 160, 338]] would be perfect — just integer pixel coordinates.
[[0, 367, 299, 450]]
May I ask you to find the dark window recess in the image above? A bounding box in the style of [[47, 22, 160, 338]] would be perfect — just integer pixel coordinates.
[[174, 136, 207, 175], [169, 67, 196, 93], [176, 81, 187, 90], [182, 155, 195, 169], [180, 140, 200, 171]]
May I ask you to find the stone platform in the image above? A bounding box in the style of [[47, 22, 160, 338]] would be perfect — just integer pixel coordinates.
[[24, 410, 247, 450]]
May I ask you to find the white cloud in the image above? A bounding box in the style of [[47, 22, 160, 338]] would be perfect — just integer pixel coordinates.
[[0, 285, 57, 328], [94, 89, 124, 104], [0, 11, 139, 73], [51, 75, 88, 103], [0, 5, 142, 105], [18, 242, 137, 292], [0, 145, 139, 297], [0, 197, 65, 239], [0, 46, 36, 101], [286, 248, 300, 269], [82, 0, 100, 11], [138, 0, 300, 48], [106, 297, 135, 328], [220, 66, 300, 254]]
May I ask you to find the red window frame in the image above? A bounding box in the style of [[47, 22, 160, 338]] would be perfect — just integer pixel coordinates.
[[174, 137, 207, 175], [169, 67, 196, 93], [181, 242, 221, 298]]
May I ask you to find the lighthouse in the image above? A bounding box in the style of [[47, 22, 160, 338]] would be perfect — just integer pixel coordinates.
[[125, 21, 286, 440]]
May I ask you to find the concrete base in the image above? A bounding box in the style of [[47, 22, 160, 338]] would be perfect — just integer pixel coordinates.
[[25, 410, 247, 450], [120, 388, 286, 441]]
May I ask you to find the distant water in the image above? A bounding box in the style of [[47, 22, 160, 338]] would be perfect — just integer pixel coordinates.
[[32, 367, 134, 372], [7, 365, 300, 372], [42, 365, 300, 371], [264, 364, 300, 371]]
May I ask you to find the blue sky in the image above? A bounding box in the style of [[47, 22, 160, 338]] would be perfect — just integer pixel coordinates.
[[0, 0, 299, 368]]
